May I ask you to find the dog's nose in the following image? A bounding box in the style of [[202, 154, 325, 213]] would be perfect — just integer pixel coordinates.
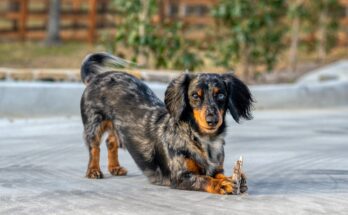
[[206, 114, 218, 126]]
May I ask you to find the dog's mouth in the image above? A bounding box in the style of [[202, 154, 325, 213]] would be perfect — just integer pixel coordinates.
[[193, 108, 223, 134], [200, 125, 219, 133]]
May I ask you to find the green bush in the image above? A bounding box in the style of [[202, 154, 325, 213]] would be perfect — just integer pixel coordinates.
[[104, 0, 342, 75], [212, 0, 286, 77], [110, 0, 203, 71]]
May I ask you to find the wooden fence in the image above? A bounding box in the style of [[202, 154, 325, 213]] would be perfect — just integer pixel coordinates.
[[0, 0, 218, 43], [0, 0, 116, 43], [1, 0, 347, 44]]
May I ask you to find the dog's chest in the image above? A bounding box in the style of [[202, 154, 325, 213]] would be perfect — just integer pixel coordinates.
[[199, 137, 225, 164]]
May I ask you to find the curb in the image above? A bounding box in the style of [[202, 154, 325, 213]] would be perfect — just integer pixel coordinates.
[[1, 80, 348, 117], [253, 81, 348, 109], [298, 60, 348, 84], [0, 67, 180, 82]]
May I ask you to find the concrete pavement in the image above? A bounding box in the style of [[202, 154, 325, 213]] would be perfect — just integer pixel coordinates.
[[1, 109, 348, 214]]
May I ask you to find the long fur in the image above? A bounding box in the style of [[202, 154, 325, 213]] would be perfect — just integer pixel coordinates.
[[80, 52, 136, 84], [80, 53, 253, 195], [222, 74, 254, 123], [164, 73, 192, 121]]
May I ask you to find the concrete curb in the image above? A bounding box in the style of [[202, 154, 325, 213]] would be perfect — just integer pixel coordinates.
[[1, 80, 348, 117], [0, 67, 181, 82], [0, 82, 84, 117], [297, 60, 348, 84], [253, 81, 348, 109]]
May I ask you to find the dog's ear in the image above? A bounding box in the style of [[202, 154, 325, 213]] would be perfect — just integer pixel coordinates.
[[165, 73, 192, 121], [222, 73, 253, 123]]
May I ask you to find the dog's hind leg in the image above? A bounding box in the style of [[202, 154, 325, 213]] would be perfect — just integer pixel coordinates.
[[85, 135, 103, 179], [106, 130, 128, 176], [84, 120, 111, 179]]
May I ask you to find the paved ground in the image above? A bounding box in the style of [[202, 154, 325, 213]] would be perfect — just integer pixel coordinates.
[[1, 109, 348, 214]]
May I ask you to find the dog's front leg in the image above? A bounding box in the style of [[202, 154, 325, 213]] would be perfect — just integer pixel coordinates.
[[172, 173, 238, 195], [213, 161, 248, 194], [169, 156, 237, 194]]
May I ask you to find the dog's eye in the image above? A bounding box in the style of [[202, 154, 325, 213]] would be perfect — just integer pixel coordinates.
[[192, 93, 200, 100], [216, 93, 225, 101]]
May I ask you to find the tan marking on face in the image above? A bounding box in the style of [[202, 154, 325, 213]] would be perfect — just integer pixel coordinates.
[[213, 87, 220, 94], [216, 108, 224, 127], [193, 106, 209, 130], [193, 106, 224, 134], [197, 88, 203, 97]]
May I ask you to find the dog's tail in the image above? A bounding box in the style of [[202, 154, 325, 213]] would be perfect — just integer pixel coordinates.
[[80, 52, 136, 84]]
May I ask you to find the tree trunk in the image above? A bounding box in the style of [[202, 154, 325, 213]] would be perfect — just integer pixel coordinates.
[[317, 3, 328, 63], [138, 0, 150, 67], [45, 0, 61, 45], [288, 16, 300, 72], [240, 42, 251, 81], [288, 0, 303, 73]]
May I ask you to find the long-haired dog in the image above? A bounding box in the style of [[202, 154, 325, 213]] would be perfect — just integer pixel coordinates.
[[80, 53, 253, 195]]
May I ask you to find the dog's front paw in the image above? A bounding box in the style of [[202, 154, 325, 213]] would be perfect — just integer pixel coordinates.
[[219, 179, 236, 195], [208, 179, 238, 195], [109, 166, 127, 176], [86, 168, 103, 179]]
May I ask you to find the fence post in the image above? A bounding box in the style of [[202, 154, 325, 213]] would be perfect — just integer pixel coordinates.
[[88, 0, 97, 43], [19, 0, 28, 41]]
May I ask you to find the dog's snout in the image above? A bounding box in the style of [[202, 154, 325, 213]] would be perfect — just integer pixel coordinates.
[[206, 107, 219, 126], [206, 114, 218, 126]]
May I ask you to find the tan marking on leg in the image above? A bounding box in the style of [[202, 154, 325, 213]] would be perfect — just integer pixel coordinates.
[[204, 177, 234, 195], [107, 131, 127, 176], [215, 173, 229, 180], [86, 145, 103, 179], [185, 159, 201, 174], [86, 120, 113, 179]]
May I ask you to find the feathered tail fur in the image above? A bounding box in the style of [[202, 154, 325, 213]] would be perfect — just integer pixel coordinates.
[[80, 52, 135, 84]]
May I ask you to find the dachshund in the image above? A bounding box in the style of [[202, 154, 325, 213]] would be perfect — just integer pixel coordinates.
[[80, 53, 253, 195]]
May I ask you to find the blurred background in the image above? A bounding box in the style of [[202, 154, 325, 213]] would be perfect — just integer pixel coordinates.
[[0, 0, 348, 84], [1, 2, 348, 214]]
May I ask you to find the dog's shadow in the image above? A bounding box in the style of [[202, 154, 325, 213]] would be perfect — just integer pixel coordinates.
[[247, 169, 348, 195]]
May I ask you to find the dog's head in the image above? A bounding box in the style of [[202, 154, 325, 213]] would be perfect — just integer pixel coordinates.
[[165, 73, 253, 136]]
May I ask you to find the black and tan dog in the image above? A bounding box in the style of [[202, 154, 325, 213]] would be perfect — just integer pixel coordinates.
[[80, 53, 253, 195]]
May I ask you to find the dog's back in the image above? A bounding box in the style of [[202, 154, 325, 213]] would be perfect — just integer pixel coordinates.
[[80, 53, 171, 183]]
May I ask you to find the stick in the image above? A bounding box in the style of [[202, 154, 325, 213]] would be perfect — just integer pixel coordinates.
[[231, 156, 243, 195]]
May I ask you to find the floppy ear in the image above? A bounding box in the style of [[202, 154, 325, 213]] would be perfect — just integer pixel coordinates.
[[164, 74, 192, 121], [222, 73, 254, 123]]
